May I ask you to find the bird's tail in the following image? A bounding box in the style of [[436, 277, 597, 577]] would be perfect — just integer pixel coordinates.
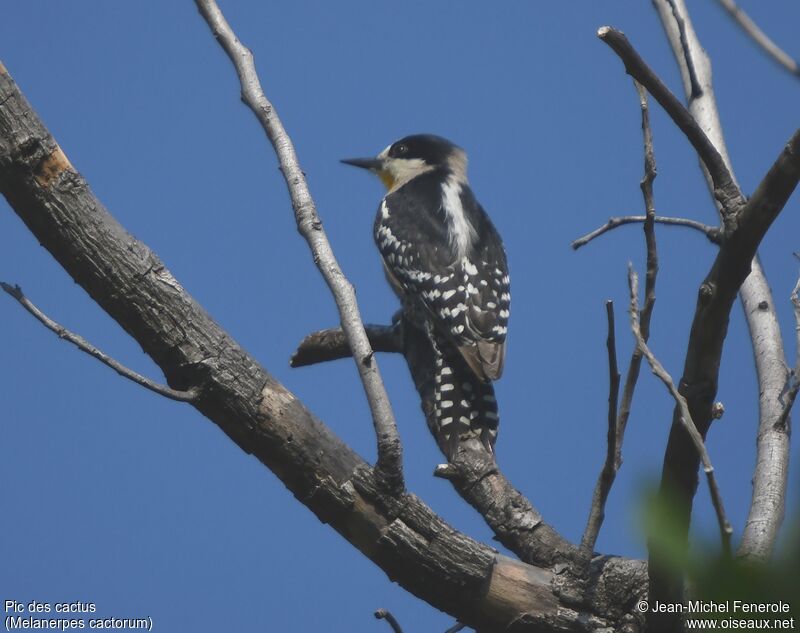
[[429, 331, 499, 458]]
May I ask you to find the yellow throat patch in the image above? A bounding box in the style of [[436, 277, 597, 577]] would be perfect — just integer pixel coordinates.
[[379, 170, 395, 190]]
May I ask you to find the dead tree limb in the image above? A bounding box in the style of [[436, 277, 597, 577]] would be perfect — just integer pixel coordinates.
[[772, 273, 800, 433], [653, 0, 794, 566], [597, 16, 799, 628], [628, 267, 733, 555], [291, 324, 403, 368], [619, 79, 660, 469], [291, 317, 578, 569], [579, 300, 620, 562], [580, 80, 660, 562], [571, 214, 720, 250], [194, 0, 403, 492], [597, 26, 745, 217], [374, 610, 404, 633]]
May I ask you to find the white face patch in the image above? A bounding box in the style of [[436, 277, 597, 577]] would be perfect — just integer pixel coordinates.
[[377, 144, 436, 192], [385, 158, 434, 192]]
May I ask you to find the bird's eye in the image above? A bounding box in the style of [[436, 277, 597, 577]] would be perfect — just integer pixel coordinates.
[[396, 144, 408, 155]]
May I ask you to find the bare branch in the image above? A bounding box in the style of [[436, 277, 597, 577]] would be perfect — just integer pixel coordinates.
[[194, 0, 403, 491], [291, 324, 403, 368], [374, 610, 403, 633], [635, 76, 660, 380], [773, 275, 800, 431], [716, 0, 800, 79], [289, 315, 580, 570], [653, 0, 794, 571], [571, 214, 720, 250], [580, 82, 659, 561], [597, 26, 745, 216], [290, 315, 581, 572], [579, 300, 620, 560], [444, 623, 466, 633], [627, 268, 733, 555], [0, 282, 198, 403], [615, 78, 662, 481]]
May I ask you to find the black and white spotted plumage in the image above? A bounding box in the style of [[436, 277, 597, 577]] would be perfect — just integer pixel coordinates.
[[343, 134, 510, 454], [373, 145, 510, 375], [429, 332, 500, 455]]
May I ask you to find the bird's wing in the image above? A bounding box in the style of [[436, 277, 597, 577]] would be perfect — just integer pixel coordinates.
[[451, 235, 509, 382], [376, 189, 510, 382]]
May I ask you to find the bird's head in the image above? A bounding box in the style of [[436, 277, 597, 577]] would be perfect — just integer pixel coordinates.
[[342, 134, 467, 191]]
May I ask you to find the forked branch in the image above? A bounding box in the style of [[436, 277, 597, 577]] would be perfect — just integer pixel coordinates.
[[597, 26, 745, 217]]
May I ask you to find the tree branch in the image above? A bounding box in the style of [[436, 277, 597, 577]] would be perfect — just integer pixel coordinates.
[[0, 58, 654, 633], [374, 610, 404, 633], [772, 274, 800, 431], [0, 282, 198, 403], [292, 318, 580, 570], [645, 127, 799, 626], [580, 81, 660, 562], [597, 26, 745, 217], [599, 15, 797, 615], [628, 268, 733, 555], [579, 300, 620, 561], [291, 324, 403, 368], [648, 0, 789, 608], [194, 0, 403, 492], [571, 214, 720, 250], [634, 78, 660, 442], [715, 0, 800, 79], [652, 0, 794, 566]]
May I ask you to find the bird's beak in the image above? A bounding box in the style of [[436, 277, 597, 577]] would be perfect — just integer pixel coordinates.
[[340, 157, 383, 171], [342, 155, 395, 189]]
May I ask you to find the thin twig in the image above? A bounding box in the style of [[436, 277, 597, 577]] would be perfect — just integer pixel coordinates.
[[627, 268, 733, 555], [374, 609, 403, 633], [597, 26, 745, 217], [624, 79, 660, 452], [716, 0, 800, 79], [0, 282, 198, 403], [571, 215, 720, 250], [195, 0, 403, 491], [443, 623, 466, 633], [580, 82, 660, 559], [579, 300, 620, 560], [291, 324, 403, 368], [774, 273, 800, 430]]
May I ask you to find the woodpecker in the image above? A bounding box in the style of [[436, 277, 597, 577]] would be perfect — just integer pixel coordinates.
[[342, 134, 510, 455]]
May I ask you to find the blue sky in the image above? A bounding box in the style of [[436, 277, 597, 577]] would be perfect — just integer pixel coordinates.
[[1, 2, 798, 631]]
